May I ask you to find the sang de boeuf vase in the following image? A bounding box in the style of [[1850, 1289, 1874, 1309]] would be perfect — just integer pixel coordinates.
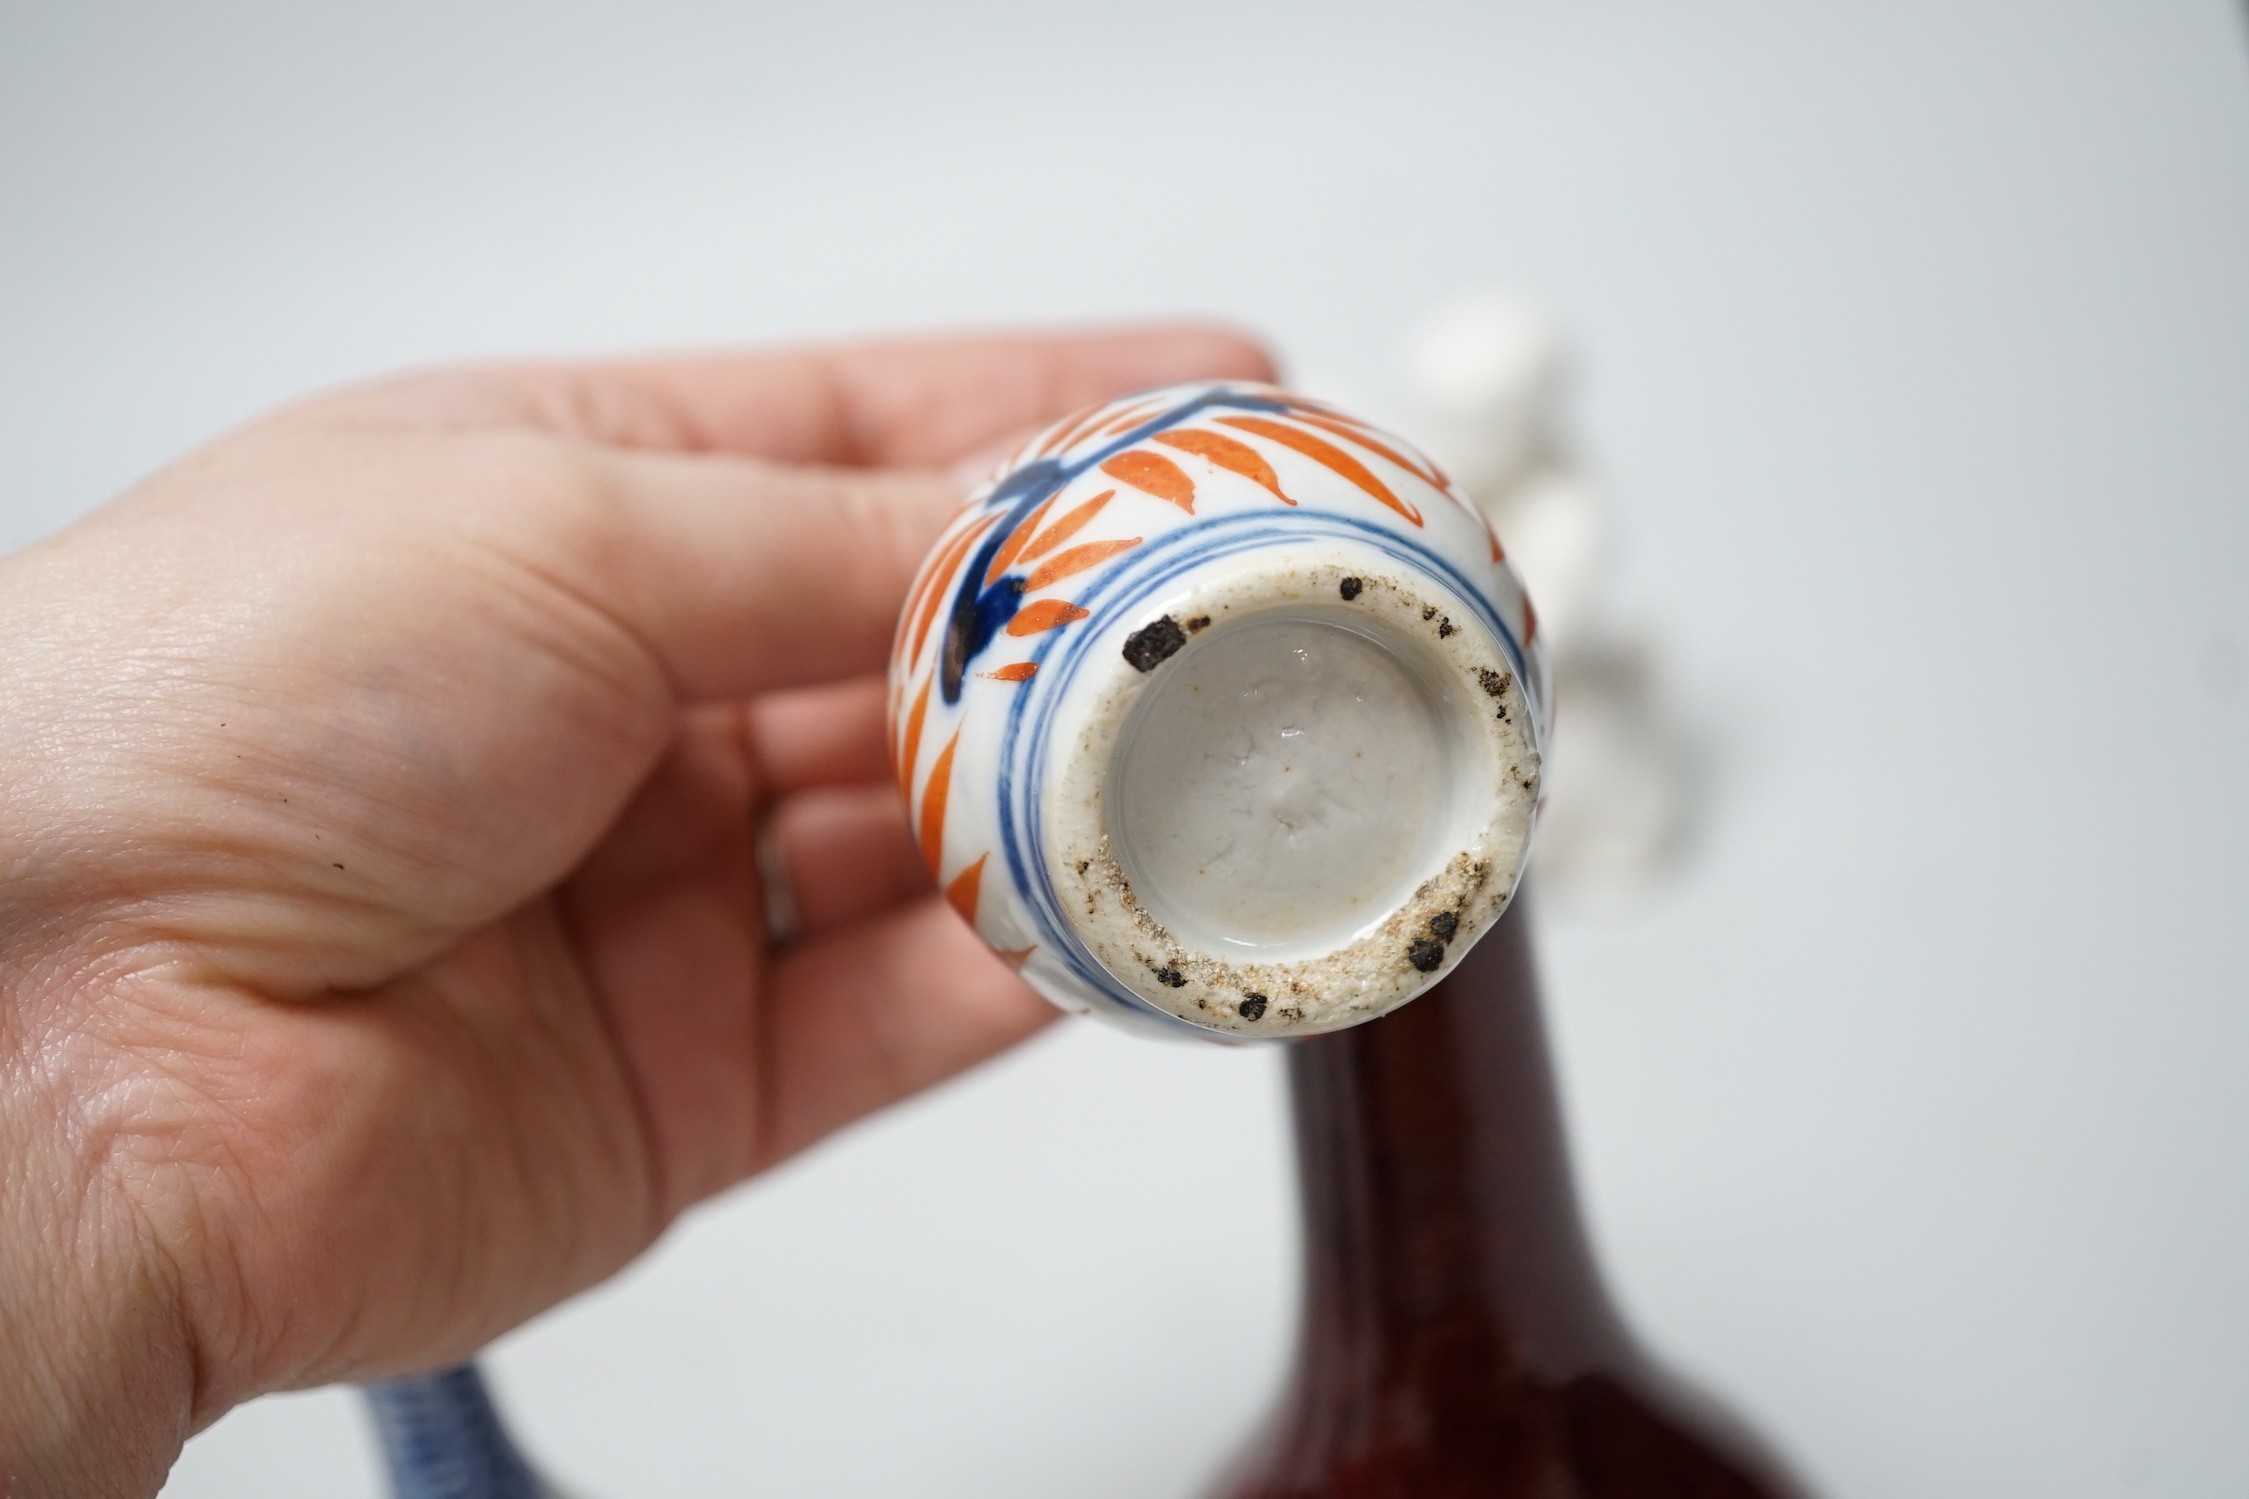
[[1211, 898, 1809, 1497]]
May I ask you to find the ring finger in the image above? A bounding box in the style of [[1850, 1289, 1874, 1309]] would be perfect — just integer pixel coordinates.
[[763, 781, 931, 940]]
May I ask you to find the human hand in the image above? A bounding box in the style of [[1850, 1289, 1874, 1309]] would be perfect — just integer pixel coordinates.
[[0, 326, 1272, 1496]]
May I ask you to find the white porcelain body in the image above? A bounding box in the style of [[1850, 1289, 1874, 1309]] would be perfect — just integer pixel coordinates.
[[887, 382, 1548, 1038]]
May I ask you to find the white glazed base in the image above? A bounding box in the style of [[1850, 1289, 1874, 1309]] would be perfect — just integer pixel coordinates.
[[1108, 612, 1457, 954], [1042, 546, 1541, 1037]]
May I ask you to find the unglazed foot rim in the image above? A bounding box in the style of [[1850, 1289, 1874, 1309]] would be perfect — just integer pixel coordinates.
[[1044, 551, 1540, 1037]]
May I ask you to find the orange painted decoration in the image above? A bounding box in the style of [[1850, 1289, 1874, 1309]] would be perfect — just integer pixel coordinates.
[[896, 677, 932, 794], [944, 853, 988, 925], [1217, 415, 1424, 526], [1155, 428, 1296, 506], [1041, 401, 1114, 457], [1026, 538, 1142, 591], [1017, 489, 1114, 563], [918, 731, 959, 871], [984, 661, 1040, 682], [1285, 408, 1452, 493], [1283, 396, 1453, 482], [1007, 599, 1092, 636], [1523, 593, 1539, 644], [901, 517, 973, 652], [1101, 450, 1198, 512], [908, 511, 998, 660], [984, 495, 1059, 587], [1099, 399, 1164, 436]]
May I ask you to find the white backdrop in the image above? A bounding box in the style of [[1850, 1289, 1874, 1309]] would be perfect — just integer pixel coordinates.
[[5, 3, 2247, 1495]]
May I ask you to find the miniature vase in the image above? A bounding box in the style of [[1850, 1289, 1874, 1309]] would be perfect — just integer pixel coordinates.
[[888, 381, 1548, 1038]]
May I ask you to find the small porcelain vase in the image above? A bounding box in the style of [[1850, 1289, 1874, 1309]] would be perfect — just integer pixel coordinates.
[[888, 381, 1548, 1038]]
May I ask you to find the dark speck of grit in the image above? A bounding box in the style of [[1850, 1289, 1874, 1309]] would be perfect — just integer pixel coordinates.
[[1429, 910, 1459, 941], [1422, 605, 1438, 621], [1154, 965, 1187, 988], [1123, 616, 1188, 672], [1338, 577, 1363, 601], [1407, 937, 1446, 972], [1238, 993, 1268, 1021], [1185, 615, 1212, 633], [1477, 667, 1512, 720], [333, 863, 345, 871], [1437, 617, 1455, 638]]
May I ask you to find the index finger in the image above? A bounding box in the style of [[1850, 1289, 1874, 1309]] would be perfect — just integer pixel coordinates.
[[516, 326, 1276, 699], [335, 324, 1277, 468]]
